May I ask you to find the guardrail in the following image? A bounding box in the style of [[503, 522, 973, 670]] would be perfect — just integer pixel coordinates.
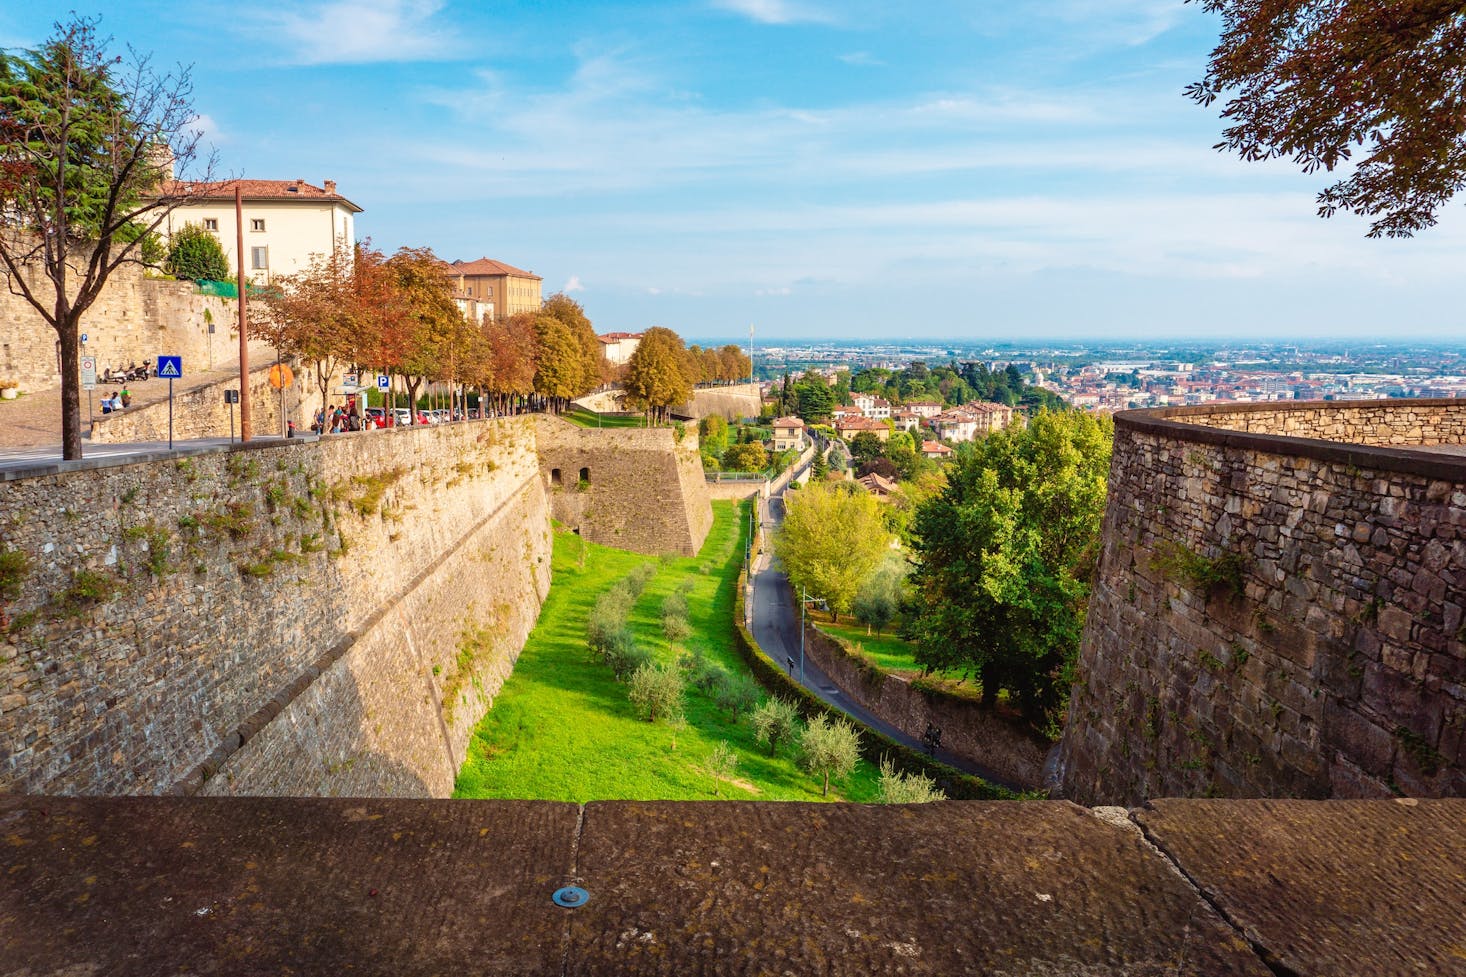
[[706, 472, 768, 484]]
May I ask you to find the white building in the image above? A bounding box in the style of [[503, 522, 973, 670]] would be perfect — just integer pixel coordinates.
[[160, 178, 362, 286], [598, 332, 643, 366]]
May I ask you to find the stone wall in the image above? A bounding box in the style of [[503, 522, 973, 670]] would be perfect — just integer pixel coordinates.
[[687, 382, 762, 421], [801, 623, 1047, 789], [533, 415, 714, 556], [0, 418, 551, 797], [89, 363, 305, 444], [1057, 401, 1466, 805], [1, 261, 236, 390]]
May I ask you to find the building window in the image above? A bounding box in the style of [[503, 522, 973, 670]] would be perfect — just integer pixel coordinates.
[[251, 246, 268, 270], [203, 218, 218, 231], [550, 468, 563, 487], [579, 467, 590, 485], [251, 218, 266, 232]]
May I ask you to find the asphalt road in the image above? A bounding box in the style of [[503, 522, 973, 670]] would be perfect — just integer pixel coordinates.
[[749, 494, 1019, 789]]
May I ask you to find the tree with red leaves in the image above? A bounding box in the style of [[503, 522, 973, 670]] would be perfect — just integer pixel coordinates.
[[1187, 0, 1466, 237]]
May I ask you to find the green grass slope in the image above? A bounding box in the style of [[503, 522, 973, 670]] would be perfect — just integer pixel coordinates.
[[454, 501, 880, 802]]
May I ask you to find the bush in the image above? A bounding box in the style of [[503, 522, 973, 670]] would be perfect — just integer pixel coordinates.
[[877, 757, 946, 804], [602, 627, 653, 680], [165, 222, 230, 281], [714, 672, 761, 719], [662, 612, 691, 643], [628, 663, 685, 723], [751, 696, 802, 757], [798, 713, 861, 797]]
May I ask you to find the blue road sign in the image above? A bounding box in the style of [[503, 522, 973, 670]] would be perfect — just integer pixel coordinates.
[[377, 374, 390, 390], [157, 355, 182, 379]]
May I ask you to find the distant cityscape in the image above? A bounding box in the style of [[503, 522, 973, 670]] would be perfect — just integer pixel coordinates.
[[748, 340, 1466, 412]]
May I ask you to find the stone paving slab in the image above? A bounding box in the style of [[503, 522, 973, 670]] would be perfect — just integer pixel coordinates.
[[567, 800, 1267, 976], [1135, 798, 1466, 977], [0, 796, 581, 977]]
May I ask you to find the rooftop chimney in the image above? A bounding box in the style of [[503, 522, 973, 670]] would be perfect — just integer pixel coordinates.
[[323, 180, 337, 194]]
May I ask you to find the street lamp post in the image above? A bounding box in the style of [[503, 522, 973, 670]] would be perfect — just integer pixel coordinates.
[[797, 587, 823, 687]]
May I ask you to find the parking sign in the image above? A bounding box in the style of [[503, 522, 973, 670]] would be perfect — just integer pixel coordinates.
[[377, 374, 390, 390]]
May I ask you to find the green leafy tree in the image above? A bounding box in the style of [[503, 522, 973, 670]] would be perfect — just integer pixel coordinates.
[[0, 16, 212, 459], [699, 414, 729, 456], [877, 757, 945, 804], [622, 326, 692, 424], [775, 481, 892, 621], [906, 410, 1112, 730], [165, 222, 229, 281], [628, 663, 685, 724], [798, 713, 861, 797], [1187, 0, 1466, 238], [810, 449, 830, 481], [794, 371, 833, 423], [848, 431, 884, 464], [751, 696, 802, 757], [852, 556, 906, 635], [703, 741, 739, 798], [722, 441, 768, 472]]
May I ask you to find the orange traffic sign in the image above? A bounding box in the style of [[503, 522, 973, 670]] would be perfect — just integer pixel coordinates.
[[268, 363, 295, 390]]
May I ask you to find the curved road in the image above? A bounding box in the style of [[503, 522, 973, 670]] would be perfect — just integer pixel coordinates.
[[749, 493, 1021, 791]]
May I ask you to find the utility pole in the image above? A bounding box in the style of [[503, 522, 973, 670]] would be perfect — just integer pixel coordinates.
[[748, 323, 755, 384], [235, 185, 252, 441]]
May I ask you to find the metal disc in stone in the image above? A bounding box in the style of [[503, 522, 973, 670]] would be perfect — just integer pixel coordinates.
[[552, 886, 589, 908]]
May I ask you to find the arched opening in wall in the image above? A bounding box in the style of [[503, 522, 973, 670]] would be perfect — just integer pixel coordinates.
[[580, 467, 590, 485], [551, 468, 563, 487]]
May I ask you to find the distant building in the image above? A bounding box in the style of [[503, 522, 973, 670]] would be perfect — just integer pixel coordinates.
[[857, 471, 898, 498], [931, 402, 1014, 443], [447, 258, 543, 320], [771, 416, 807, 452], [920, 440, 953, 460], [836, 415, 890, 443], [158, 178, 363, 286], [892, 409, 922, 432], [905, 400, 944, 419], [598, 332, 643, 366]]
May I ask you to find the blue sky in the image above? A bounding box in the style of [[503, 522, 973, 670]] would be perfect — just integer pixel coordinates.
[[5, 1, 1464, 342]]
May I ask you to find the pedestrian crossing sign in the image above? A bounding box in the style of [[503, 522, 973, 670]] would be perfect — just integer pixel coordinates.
[[157, 355, 182, 378]]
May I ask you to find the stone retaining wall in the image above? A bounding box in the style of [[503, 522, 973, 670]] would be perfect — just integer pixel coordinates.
[[0, 418, 550, 796], [533, 415, 713, 556], [1057, 400, 1466, 805], [88, 362, 304, 444], [801, 623, 1047, 789], [1, 261, 234, 390]]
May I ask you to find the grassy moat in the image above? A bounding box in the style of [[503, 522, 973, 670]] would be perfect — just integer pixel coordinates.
[[454, 501, 881, 802]]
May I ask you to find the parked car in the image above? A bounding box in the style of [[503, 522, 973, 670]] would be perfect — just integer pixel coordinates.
[[365, 407, 391, 429], [392, 408, 413, 426]]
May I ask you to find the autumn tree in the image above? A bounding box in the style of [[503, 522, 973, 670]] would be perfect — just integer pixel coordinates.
[[1187, 0, 1466, 237], [385, 247, 462, 420], [486, 311, 537, 414], [0, 16, 212, 458], [253, 243, 372, 420], [533, 314, 585, 412], [775, 481, 892, 622], [541, 292, 602, 393], [622, 326, 693, 424]]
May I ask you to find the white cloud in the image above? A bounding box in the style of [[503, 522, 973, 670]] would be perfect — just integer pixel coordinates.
[[838, 52, 883, 67], [711, 0, 835, 26], [256, 0, 463, 65], [190, 113, 225, 144], [563, 275, 585, 293]]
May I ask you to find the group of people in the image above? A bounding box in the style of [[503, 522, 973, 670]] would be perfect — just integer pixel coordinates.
[[312, 404, 363, 434], [99, 388, 132, 414]]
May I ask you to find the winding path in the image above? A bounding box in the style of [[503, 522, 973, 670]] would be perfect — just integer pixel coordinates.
[[748, 492, 1022, 790]]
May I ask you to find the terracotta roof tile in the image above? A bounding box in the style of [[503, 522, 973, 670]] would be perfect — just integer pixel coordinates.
[[450, 257, 542, 280], [161, 179, 362, 213]]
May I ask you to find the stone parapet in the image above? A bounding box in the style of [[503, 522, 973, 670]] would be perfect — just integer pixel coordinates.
[[2, 794, 1460, 975], [1058, 400, 1466, 805]]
